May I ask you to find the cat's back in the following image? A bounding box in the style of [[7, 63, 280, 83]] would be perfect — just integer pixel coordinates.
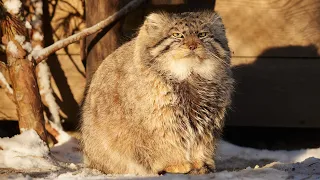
[[91, 39, 136, 84], [82, 39, 139, 122]]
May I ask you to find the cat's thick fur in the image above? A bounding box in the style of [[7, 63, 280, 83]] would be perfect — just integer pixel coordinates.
[[80, 11, 234, 175]]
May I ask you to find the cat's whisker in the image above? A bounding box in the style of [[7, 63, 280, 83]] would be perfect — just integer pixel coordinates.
[[208, 53, 229, 67]]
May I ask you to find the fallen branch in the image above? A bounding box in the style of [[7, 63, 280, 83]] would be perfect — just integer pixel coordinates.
[[34, 0, 146, 64]]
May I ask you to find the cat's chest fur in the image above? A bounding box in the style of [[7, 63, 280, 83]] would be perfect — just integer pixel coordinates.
[[144, 73, 217, 142]]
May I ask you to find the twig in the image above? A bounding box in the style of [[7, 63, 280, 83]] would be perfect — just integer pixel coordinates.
[[0, 61, 8, 76], [34, 0, 146, 64], [0, 82, 15, 102], [45, 121, 60, 142], [0, 62, 15, 101]]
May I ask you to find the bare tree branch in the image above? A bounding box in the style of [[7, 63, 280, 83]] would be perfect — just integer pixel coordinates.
[[45, 121, 60, 143], [34, 0, 146, 64], [0, 82, 15, 103], [0, 61, 12, 84], [0, 61, 15, 101], [0, 61, 8, 76]]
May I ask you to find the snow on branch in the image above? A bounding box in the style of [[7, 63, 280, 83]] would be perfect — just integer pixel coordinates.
[[38, 61, 62, 129], [4, 0, 22, 15], [33, 0, 146, 64]]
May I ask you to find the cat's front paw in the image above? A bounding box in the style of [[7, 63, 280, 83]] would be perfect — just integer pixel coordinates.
[[189, 161, 214, 175], [189, 166, 211, 175], [164, 163, 192, 174]]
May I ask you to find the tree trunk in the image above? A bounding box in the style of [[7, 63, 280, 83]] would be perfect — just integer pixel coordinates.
[[85, 0, 129, 81], [7, 56, 47, 142], [1, 0, 48, 142]]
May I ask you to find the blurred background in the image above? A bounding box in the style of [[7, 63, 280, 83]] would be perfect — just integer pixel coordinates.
[[1, 0, 320, 149]]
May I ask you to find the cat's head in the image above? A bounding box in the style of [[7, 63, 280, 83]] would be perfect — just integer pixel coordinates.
[[137, 11, 231, 81]]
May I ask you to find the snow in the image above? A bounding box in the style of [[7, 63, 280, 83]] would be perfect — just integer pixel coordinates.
[[0, 71, 13, 94], [22, 42, 33, 53], [33, 45, 42, 51], [217, 140, 320, 163], [0, 130, 56, 170], [1, 131, 320, 179], [31, 19, 42, 29], [7, 41, 18, 56], [32, 0, 43, 15], [27, 54, 33, 61], [31, 45, 44, 60], [25, 21, 32, 29], [13, 35, 33, 53], [31, 45, 43, 60], [197, 168, 288, 180], [4, 0, 22, 15], [49, 122, 81, 163], [30, 45, 44, 61], [38, 62, 62, 128], [14, 35, 26, 45], [32, 32, 44, 41]]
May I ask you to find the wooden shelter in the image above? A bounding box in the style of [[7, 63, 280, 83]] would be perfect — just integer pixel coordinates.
[[0, 0, 319, 130]]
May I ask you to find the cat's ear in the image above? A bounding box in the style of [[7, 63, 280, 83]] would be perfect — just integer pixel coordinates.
[[144, 12, 169, 33], [208, 12, 223, 26], [207, 12, 226, 34], [207, 11, 230, 52]]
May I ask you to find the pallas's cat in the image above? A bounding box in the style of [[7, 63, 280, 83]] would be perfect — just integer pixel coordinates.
[[80, 11, 234, 175]]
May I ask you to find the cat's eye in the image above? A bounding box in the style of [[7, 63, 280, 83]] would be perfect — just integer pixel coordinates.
[[198, 32, 208, 38], [172, 33, 184, 38]]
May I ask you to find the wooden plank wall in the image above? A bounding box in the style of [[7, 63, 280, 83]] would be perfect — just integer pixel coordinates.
[[215, 0, 320, 127], [1, 0, 319, 128]]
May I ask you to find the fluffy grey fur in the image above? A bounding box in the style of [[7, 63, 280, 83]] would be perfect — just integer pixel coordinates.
[[80, 11, 234, 175]]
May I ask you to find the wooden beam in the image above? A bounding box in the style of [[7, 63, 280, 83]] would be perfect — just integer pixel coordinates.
[[85, 0, 130, 81], [216, 0, 320, 57]]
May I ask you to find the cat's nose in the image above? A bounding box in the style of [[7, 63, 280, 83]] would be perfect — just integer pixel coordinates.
[[189, 43, 198, 50], [185, 36, 199, 50]]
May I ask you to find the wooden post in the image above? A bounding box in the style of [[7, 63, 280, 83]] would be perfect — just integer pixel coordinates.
[[7, 55, 47, 141], [85, 0, 129, 81]]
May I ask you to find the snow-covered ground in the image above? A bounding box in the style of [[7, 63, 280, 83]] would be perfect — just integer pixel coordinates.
[[0, 130, 319, 180]]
